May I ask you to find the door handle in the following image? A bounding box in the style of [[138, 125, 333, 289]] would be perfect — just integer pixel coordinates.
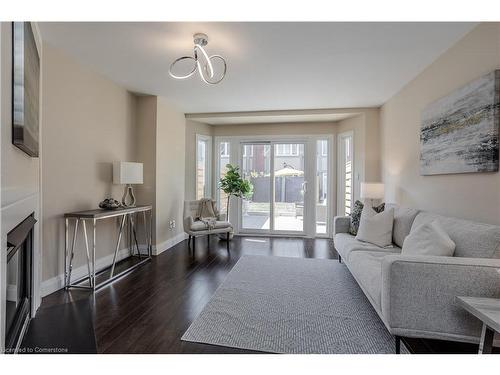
[[302, 181, 308, 193]]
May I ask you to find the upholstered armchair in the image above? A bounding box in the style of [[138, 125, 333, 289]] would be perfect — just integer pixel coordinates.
[[183, 200, 233, 253]]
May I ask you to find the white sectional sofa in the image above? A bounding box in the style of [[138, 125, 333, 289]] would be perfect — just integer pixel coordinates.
[[333, 204, 500, 351]]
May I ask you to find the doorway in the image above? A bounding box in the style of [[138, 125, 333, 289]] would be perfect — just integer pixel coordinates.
[[235, 137, 332, 237]]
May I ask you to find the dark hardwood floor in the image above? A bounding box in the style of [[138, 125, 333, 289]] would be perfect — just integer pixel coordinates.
[[21, 236, 492, 354]]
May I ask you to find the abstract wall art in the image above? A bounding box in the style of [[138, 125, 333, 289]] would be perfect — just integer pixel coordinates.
[[420, 70, 499, 175]]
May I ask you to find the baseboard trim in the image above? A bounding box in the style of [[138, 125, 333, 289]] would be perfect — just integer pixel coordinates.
[[152, 232, 188, 256], [40, 247, 132, 297], [40, 233, 188, 297]]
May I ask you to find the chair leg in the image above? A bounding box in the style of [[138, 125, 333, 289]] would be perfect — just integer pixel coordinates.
[[207, 234, 210, 247], [338, 254, 342, 263], [193, 236, 196, 255], [226, 232, 230, 253], [395, 336, 401, 354]]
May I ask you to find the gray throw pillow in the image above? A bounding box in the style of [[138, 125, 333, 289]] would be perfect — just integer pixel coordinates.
[[402, 220, 455, 257]]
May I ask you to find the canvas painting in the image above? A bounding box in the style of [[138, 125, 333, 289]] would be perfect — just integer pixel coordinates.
[[420, 70, 499, 175], [12, 22, 40, 157]]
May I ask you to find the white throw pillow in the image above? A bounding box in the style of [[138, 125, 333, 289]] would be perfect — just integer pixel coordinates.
[[402, 220, 456, 256], [355, 207, 394, 247]]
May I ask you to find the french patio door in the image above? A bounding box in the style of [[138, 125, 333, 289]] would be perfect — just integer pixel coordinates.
[[240, 141, 310, 235]]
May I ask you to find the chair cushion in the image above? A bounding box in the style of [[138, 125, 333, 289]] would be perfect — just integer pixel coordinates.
[[190, 220, 232, 232], [347, 251, 388, 309], [334, 233, 400, 262], [411, 212, 500, 258], [386, 203, 420, 247]]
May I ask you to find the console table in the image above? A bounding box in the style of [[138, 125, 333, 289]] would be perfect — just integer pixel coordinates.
[[64, 205, 152, 291]]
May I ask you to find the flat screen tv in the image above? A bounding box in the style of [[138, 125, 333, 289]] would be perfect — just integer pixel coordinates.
[[12, 22, 40, 158]]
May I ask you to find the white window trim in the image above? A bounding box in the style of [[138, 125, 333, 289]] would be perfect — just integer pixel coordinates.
[[275, 143, 300, 156], [337, 130, 354, 217], [220, 142, 229, 157], [320, 140, 328, 156], [242, 144, 254, 157], [195, 134, 212, 199]]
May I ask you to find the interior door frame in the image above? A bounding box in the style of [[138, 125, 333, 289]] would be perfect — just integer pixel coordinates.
[[215, 134, 334, 238]]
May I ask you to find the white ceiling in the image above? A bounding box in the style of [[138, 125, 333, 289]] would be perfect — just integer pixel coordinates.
[[39, 22, 476, 114]]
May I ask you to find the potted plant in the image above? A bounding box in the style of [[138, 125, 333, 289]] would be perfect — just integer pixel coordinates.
[[219, 164, 253, 239]]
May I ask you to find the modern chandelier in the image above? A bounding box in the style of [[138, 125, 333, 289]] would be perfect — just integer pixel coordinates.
[[169, 33, 227, 85]]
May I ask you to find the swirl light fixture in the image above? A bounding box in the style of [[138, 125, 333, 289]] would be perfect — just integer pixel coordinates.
[[169, 33, 227, 85]]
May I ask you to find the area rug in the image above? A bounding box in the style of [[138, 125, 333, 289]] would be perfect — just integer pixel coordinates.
[[182, 255, 408, 354]]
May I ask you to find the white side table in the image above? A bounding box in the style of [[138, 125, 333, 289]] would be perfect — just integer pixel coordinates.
[[456, 296, 500, 354]]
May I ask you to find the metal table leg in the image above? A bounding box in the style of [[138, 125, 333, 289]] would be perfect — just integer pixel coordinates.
[[67, 219, 79, 287], [149, 210, 153, 257], [130, 213, 141, 258], [64, 218, 69, 288], [479, 323, 494, 354], [110, 215, 127, 277], [82, 220, 93, 287], [92, 219, 96, 291], [143, 211, 148, 257]]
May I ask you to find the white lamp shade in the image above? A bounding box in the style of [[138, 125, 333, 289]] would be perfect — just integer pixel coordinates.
[[113, 162, 143, 185], [360, 182, 384, 199]]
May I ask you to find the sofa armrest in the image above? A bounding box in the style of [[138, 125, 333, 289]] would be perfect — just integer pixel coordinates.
[[381, 255, 500, 340], [333, 216, 351, 235]]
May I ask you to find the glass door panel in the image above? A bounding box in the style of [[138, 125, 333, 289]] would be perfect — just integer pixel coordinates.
[[217, 141, 230, 214], [273, 143, 305, 232], [241, 144, 271, 230]]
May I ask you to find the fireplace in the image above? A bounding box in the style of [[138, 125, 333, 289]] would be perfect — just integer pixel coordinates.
[[5, 214, 36, 353]]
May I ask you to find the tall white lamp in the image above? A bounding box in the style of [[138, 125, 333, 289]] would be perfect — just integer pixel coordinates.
[[113, 162, 143, 207], [360, 182, 384, 207]]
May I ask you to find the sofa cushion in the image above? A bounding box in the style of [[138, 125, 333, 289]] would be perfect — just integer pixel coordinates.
[[191, 220, 232, 231], [411, 212, 500, 258], [334, 233, 401, 262], [386, 204, 420, 247], [347, 251, 389, 309], [402, 220, 456, 257]]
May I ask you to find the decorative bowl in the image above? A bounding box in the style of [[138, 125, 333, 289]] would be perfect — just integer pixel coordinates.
[[99, 198, 122, 210]]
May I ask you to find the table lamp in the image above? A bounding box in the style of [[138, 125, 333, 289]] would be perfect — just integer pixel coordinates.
[[360, 182, 384, 207], [113, 162, 143, 207]]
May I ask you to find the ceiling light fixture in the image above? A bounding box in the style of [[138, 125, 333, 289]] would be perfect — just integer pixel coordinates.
[[169, 33, 227, 85]]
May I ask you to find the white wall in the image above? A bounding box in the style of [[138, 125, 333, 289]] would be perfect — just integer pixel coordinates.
[[40, 43, 137, 294], [155, 97, 186, 252], [380, 23, 500, 224], [134, 96, 157, 244], [133, 95, 187, 254]]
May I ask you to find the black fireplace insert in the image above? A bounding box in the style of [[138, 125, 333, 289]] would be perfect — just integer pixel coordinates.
[[5, 214, 36, 353]]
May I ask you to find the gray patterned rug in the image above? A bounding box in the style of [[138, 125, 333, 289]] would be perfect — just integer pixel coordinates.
[[182, 255, 407, 354]]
